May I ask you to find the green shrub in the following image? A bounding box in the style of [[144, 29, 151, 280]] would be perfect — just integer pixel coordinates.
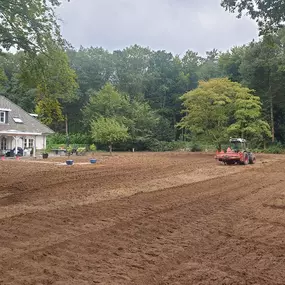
[[89, 144, 97, 152], [265, 143, 284, 154], [251, 142, 284, 154], [190, 143, 202, 152], [47, 133, 93, 146], [146, 140, 190, 152]]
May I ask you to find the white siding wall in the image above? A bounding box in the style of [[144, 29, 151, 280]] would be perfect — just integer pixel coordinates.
[[11, 135, 46, 150]]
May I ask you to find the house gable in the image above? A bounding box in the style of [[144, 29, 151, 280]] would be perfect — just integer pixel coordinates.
[[0, 96, 54, 135]]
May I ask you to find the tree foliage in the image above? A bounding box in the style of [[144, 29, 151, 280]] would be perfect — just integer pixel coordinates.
[[0, 0, 68, 53], [91, 117, 129, 153], [17, 43, 78, 126], [3, 0, 285, 150], [221, 0, 285, 33], [83, 83, 130, 125], [84, 83, 159, 144], [179, 78, 271, 146]]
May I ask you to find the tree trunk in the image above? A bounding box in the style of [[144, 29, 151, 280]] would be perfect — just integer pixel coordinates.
[[109, 144, 112, 155], [270, 91, 275, 143], [267, 65, 274, 142], [65, 114, 68, 137], [65, 114, 69, 147]]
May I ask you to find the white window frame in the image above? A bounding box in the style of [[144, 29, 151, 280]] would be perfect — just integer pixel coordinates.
[[24, 138, 34, 148], [28, 139, 34, 148], [13, 117, 23, 123], [0, 137, 7, 150], [0, 111, 5, 124]]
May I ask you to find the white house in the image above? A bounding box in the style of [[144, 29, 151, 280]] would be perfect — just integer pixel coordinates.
[[0, 96, 54, 157]]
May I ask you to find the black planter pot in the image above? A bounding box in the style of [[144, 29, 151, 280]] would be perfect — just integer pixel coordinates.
[[42, 153, 49, 159]]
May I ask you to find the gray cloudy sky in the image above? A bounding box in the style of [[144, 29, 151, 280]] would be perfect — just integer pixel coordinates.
[[57, 0, 258, 56]]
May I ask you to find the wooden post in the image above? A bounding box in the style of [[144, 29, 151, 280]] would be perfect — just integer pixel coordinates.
[[33, 136, 36, 159], [14, 136, 17, 157]]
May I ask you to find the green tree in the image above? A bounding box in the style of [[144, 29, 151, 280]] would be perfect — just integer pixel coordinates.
[[19, 43, 78, 126], [128, 100, 159, 145], [198, 49, 223, 80], [218, 46, 247, 82], [179, 78, 271, 147], [35, 97, 64, 126], [83, 83, 160, 146], [221, 0, 285, 33], [83, 83, 130, 128], [91, 117, 129, 154], [228, 91, 271, 144], [238, 32, 285, 142], [182, 50, 201, 90], [113, 45, 152, 97], [67, 47, 114, 94], [0, 0, 67, 53]]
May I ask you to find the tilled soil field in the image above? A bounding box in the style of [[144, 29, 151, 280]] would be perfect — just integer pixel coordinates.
[[0, 152, 285, 285]]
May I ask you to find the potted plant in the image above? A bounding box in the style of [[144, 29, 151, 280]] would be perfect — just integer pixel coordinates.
[[42, 148, 49, 159], [66, 146, 73, 158], [89, 144, 97, 155], [76, 147, 86, 156]]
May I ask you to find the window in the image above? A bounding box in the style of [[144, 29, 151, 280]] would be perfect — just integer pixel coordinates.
[[0, 137, 7, 150], [24, 139, 34, 148], [0, 111, 5, 123], [13, 117, 23, 123], [29, 139, 34, 148]]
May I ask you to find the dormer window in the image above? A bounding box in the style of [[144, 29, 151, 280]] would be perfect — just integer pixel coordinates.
[[0, 111, 5, 123], [13, 117, 23, 123]]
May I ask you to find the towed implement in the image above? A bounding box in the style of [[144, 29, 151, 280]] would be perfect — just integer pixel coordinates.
[[215, 138, 256, 165]]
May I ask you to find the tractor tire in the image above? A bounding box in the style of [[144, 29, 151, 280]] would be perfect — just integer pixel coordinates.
[[242, 152, 249, 165], [249, 153, 256, 164]]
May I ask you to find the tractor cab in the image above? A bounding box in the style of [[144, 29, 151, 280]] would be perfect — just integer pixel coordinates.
[[229, 138, 247, 153], [216, 138, 255, 165]]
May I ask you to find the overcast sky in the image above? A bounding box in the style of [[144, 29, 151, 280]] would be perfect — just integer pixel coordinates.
[[57, 0, 258, 56]]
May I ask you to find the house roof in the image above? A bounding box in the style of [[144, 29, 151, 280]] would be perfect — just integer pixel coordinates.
[[0, 96, 54, 135]]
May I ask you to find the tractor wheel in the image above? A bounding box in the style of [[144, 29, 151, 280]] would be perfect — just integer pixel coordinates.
[[249, 153, 256, 164], [243, 152, 249, 165]]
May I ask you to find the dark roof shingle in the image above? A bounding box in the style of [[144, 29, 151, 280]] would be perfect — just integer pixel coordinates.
[[0, 96, 54, 134]]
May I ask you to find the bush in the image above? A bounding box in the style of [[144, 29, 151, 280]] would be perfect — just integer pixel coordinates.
[[251, 142, 284, 154], [146, 140, 191, 152], [89, 144, 97, 152], [47, 133, 93, 146], [190, 143, 202, 152], [76, 147, 87, 156], [265, 142, 284, 154]]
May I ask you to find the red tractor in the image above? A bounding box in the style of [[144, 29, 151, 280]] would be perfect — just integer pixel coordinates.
[[215, 138, 256, 165]]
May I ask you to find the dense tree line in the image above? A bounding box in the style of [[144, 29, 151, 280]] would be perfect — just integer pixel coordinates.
[[1, 0, 285, 150], [1, 32, 285, 149]]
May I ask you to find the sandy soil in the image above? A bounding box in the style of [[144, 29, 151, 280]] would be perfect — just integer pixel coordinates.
[[0, 152, 284, 285]]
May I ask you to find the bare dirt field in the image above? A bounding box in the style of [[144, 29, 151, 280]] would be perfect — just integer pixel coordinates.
[[0, 152, 285, 285]]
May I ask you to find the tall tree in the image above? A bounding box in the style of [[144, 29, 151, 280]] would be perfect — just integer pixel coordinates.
[[179, 78, 271, 147], [113, 45, 152, 97], [83, 83, 131, 128], [0, 0, 68, 53], [182, 50, 201, 90], [239, 32, 285, 142], [198, 49, 222, 80], [221, 0, 285, 33], [19, 42, 78, 127], [218, 46, 247, 82], [67, 47, 114, 94]]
